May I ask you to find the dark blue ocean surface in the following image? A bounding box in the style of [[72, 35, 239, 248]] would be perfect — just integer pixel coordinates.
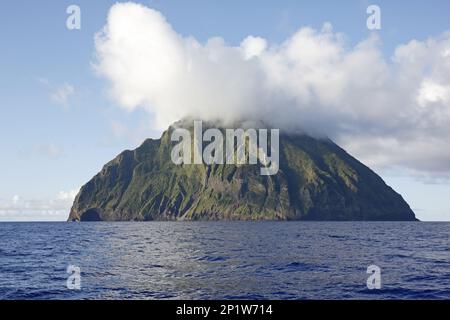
[[0, 222, 448, 300]]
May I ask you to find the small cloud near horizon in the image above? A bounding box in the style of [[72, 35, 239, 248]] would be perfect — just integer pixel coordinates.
[[0, 188, 79, 221]]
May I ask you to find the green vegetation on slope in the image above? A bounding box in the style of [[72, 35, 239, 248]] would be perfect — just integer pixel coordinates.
[[68, 123, 417, 221]]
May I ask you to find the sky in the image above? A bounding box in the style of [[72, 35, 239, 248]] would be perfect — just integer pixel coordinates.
[[0, 0, 450, 221]]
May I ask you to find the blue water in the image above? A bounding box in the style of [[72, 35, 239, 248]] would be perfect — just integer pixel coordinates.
[[0, 222, 448, 300]]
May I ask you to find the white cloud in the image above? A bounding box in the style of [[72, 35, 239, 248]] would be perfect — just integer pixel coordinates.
[[51, 83, 75, 108], [35, 143, 63, 159], [94, 2, 450, 179], [417, 80, 450, 107], [0, 189, 79, 221], [17, 143, 64, 159], [241, 36, 267, 60], [57, 189, 79, 201], [12, 195, 20, 205], [39, 78, 76, 109]]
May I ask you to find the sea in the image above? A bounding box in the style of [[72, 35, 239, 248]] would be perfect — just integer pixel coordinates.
[[0, 221, 448, 300]]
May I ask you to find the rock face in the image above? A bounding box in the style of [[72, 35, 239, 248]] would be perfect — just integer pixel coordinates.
[[68, 123, 417, 221]]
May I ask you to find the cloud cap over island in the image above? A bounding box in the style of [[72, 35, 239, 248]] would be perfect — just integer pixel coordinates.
[[94, 2, 450, 179]]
